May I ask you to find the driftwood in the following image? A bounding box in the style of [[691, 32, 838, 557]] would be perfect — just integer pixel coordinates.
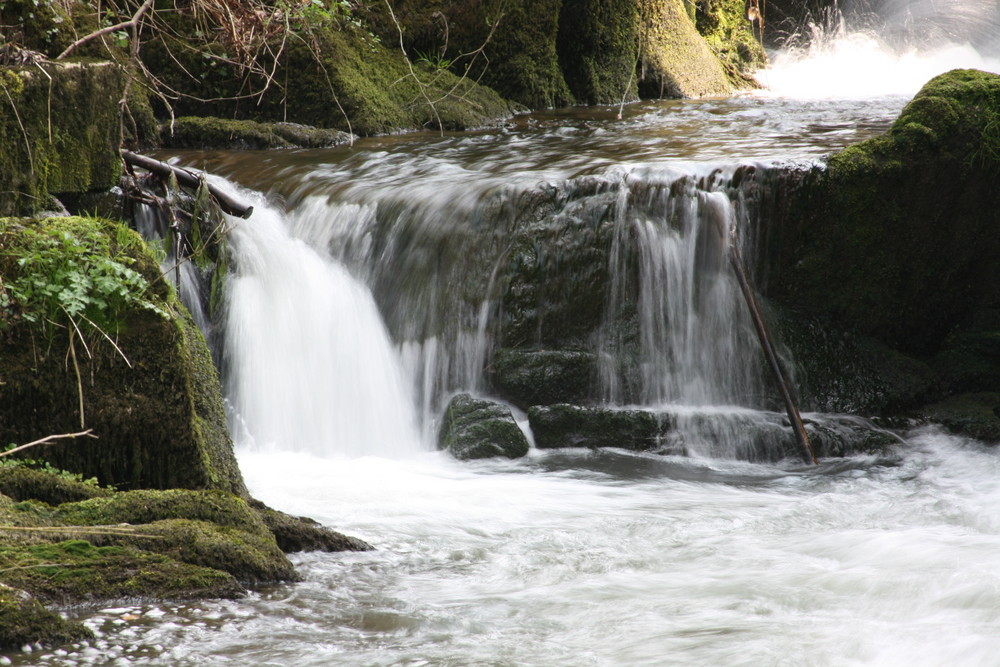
[[121, 150, 254, 219], [709, 198, 818, 465]]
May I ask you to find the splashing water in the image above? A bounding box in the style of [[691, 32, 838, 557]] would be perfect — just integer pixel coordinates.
[[759, 2, 1000, 99]]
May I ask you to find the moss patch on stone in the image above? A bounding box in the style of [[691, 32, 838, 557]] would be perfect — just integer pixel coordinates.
[[0, 540, 243, 604], [439, 393, 530, 460], [251, 501, 373, 553], [491, 348, 597, 409], [0, 583, 93, 651], [162, 117, 351, 150], [693, 0, 766, 88], [917, 393, 1000, 443], [0, 62, 123, 216]]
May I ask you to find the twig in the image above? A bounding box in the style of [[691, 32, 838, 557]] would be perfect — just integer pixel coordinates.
[[57, 0, 155, 60], [1, 429, 96, 458]]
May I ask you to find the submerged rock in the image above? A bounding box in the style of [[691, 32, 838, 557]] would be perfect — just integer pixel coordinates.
[[0, 582, 93, 650], [529, 404, 672, 451], [439, 394, 530, 460]]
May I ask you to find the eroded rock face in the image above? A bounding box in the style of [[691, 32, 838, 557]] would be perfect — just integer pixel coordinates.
[[439, 393, 530, 460]]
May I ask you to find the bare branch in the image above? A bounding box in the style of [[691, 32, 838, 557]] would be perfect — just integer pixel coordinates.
[[2, 430, 96, 458], [57, 0, 155, 60]]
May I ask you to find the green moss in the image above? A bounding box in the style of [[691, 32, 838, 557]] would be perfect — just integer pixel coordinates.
[[0, 584, 93, 651], [0, 540, 242, 603], [0, 217, 246, 495], [769, 70, 1000, 356], [0, 466, 111, 506], [439, 394, 530, 460], [693, 0, 766, 87], [557, 0, 641, 105], [637, 0, 735, 98], [0, 61, 124, 216], [53, 489, 267, 534]]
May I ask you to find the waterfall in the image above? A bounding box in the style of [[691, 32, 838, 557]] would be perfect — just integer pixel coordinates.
[[221, 195, 423, 457]]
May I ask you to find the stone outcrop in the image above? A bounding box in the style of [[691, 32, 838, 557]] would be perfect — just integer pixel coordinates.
[[439, 393, 530, 459]]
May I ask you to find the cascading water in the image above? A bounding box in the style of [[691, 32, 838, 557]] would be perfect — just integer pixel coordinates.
[[221, 191, 422, 457], [17, 8, 1000, 667]]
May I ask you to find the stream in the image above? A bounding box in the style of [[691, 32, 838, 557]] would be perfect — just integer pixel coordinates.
[[10, 10, 1000, 667]]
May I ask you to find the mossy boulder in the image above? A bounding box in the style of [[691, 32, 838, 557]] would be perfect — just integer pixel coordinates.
[[528, 403, 671, 450], [162, 117, 351, 151], [142, 17, 519, 136], [637, 0, 738, 99], [0, 216, 247, 495], [0, 583, 93, 651], [0, 62, 123, 216], [439, 393, 530, 460], [491, 348, 597, 409], [557, 0, 641, 105], [766, 70, 1000, 357], [692, 0, 767, 87]]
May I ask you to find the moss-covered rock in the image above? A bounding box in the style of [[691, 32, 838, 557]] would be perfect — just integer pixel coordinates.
[[0, 540, 243, 604], [931, 308, 1000, 396], [529, 403, 671, 450], [916, 393, 1000, 443], [162, 117, 352, 150], [0, 61, 123, 215], [557, 0, 641, 105], [0, 583, 93, 651], [439, 393, 530, 460], [491, 348, 597, 409], [0, 466, 111, 506], [0, 216, 247, 495], [638, 0, 739, 99], [251, 501, 373, 553], [766, 69, 1000, 358], [692, 0, 766, 87], [770, 307, 937, 415]]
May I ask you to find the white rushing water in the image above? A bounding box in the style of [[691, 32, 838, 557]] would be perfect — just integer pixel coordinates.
[[9, 10, 1000, 667]]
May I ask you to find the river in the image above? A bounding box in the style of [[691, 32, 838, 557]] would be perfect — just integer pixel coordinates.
[[10, 11, 1000, 667]]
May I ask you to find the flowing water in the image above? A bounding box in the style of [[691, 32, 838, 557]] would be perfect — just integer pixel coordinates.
[[9, 11, 1000, 667]]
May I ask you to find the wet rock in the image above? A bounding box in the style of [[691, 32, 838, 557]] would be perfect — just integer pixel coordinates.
[[804, 415, 901, 458], [916, 393, 1000, 444], [766, 69, 1000, 357], [439, 394, 530, 460], [0, 583, 93, 650], [251, 501, 374, 553], [162, 117, 352, 150], [492, 348, 597, 409], [529, 404, 671, 451]]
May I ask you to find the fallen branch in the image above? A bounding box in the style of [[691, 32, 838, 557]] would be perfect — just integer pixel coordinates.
[[121, 150, 254, 218], [1, 429, 96, 458], [56, 0, 155, 60], [707, 195, 817, 465]]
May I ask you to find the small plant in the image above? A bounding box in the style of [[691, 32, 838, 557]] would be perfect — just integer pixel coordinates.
[[3, 220, 167, 339]]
